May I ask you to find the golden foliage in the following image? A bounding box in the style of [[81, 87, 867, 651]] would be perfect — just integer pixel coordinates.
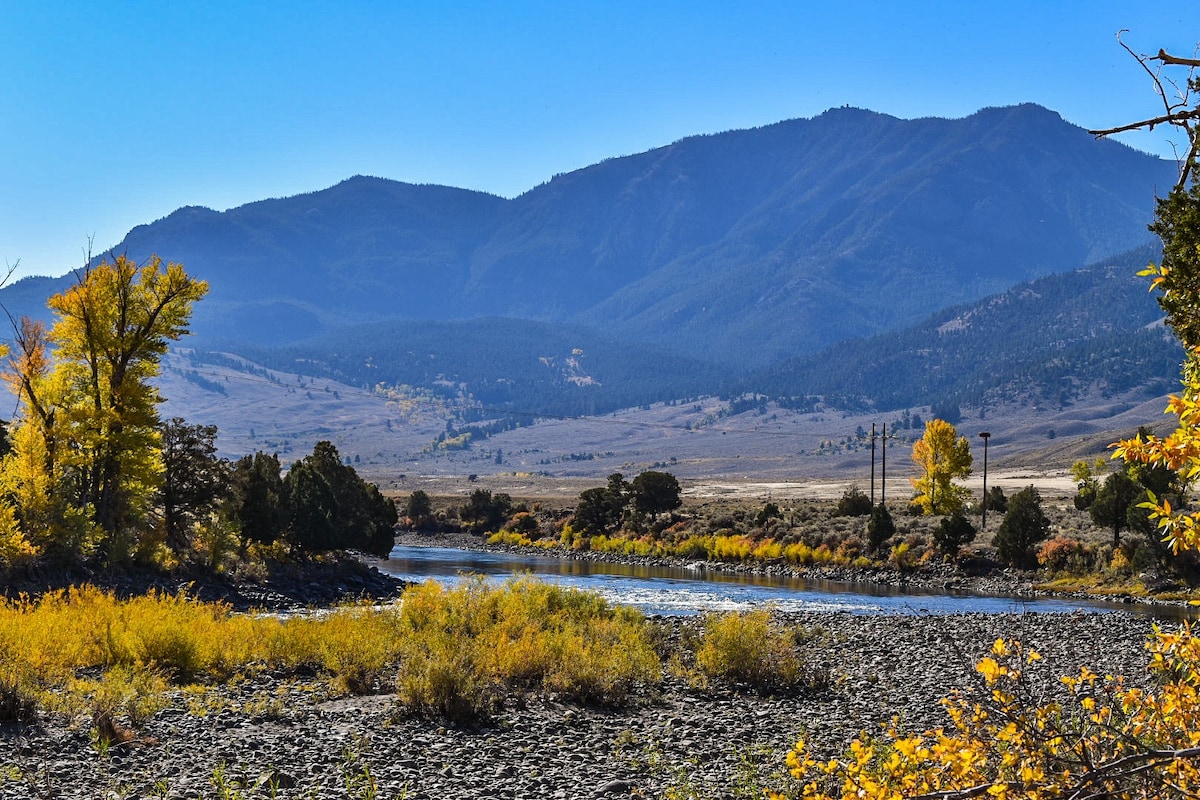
[[1114, 346, 1200, 553], [778, 630, 1200, 799], [394, 577, 659, 719], [910, 419, 973, 515], [695, 609, 809, 691]]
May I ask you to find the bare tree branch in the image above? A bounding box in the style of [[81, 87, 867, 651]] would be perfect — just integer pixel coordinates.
[[1157, 49, 1200, 68], [1089, 108, 1200, 137], [1090, 34, 1200, 190]]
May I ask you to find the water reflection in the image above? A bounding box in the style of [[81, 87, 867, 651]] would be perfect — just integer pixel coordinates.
[[380, 545, 1188, 617]]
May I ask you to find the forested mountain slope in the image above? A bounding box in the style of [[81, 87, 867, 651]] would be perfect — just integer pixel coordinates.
[[745, 244, 1181, 413], [2, 104, 1172, 368]]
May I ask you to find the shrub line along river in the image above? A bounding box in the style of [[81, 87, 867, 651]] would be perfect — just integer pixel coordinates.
[[380, 544, 1193, 618]]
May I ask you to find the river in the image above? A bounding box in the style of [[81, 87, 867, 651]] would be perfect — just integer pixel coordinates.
[[380, 545, 1188, 617]]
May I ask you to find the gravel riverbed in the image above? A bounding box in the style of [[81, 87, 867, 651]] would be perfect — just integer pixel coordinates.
[[0, 609, 1168, 800]]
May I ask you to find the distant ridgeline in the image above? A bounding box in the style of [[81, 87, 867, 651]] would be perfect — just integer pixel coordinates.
[[741, 244, 1181, 414], [0, 104, 1179, 421]]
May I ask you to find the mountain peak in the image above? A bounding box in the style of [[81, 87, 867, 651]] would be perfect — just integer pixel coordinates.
[[12, 103, 1174, 377]]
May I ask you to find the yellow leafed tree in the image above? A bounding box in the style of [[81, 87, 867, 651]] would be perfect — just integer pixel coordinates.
[[1, 254, 207, 560], [909, 418, 972, 515]]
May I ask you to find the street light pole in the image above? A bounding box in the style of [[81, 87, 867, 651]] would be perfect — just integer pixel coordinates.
[[978, 431, 991, 529]]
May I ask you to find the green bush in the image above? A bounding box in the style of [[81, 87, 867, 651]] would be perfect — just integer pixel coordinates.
[[835, 485, 872, 517], [867, 505, 896, 552], [933, 512, 976, 557]]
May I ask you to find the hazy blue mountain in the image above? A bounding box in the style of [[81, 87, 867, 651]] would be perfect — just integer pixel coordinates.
[[12, 104, 1167, 356], [0, 104, 1179, 420]]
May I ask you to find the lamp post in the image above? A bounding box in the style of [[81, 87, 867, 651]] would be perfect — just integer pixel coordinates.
[[978, 431, 991, 529]]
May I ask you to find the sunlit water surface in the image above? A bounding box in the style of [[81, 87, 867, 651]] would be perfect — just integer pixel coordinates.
[[380, 545, 1188, 618]]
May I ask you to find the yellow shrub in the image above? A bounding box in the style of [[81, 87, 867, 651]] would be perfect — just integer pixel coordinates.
[[674, 534, 714, 560], [394, 577, 659, 719], [752, 539, 783, 560], [487, 530, 533, 547], [784, 542, 813, 565], [694, 610, 806, 691], [711, 534, 753, 561]]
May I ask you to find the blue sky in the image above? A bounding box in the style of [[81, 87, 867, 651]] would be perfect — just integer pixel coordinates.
[[2, 1, 1198, 280]]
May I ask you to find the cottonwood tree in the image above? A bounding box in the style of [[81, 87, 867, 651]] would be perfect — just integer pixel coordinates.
[[909, 418, 973, 515], [49, 256, 208, 540], [0, 255, 207, 562]]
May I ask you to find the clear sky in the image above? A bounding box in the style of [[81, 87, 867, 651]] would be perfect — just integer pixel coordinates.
[[2, 1, 1198, 280]]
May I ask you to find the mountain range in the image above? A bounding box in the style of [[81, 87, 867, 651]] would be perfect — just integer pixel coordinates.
[[0, 103, 1183, 456]]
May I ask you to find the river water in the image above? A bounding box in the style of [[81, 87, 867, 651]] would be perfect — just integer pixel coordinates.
[[380, 545, 1188, 617]]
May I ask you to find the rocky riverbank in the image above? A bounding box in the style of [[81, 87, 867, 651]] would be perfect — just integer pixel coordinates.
[[0, 609, 1166, 799]]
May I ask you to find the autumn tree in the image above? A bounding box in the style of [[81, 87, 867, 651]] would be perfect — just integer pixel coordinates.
[[48, 255, 208, 540], [1102, 41, 1200, 553], [1070, 456, 1108, 510], [909, 418, 973, 515], [0, 255, 207, 561]]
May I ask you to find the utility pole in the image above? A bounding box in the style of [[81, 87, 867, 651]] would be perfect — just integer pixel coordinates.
[[870, 423, 877, 505], [881, 422, 887, 507], [978, 431, 991, 529]]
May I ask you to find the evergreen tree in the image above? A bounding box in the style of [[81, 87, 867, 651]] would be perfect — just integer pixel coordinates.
[[229, 452, 286, 547], [867, 504, 896, 553], [286, 441, 397, 556], [405, 490, 433, 529], [933, 511, 976, 557], [573, 472, 630, 536], [1089, 471, 1141, 547], [159, 418, 227, 554], [993, 486, 1049, 568], [283, 460, 338, 552], [460, 489, 512, 534], [835, 484, 872, 517], [630, 470, 681, 518]]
